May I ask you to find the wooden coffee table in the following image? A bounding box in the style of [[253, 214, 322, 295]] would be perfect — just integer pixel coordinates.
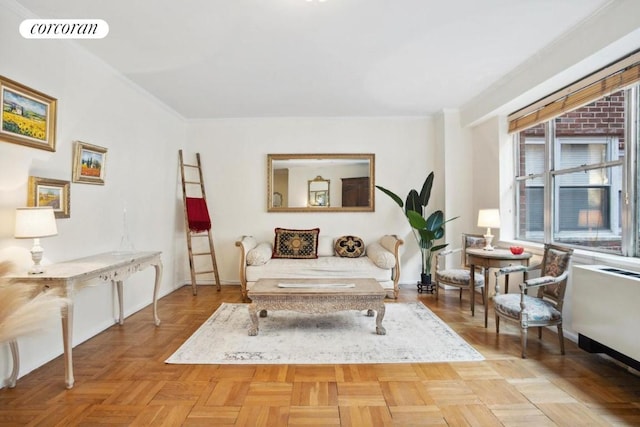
[[247, 278, 387, 336]]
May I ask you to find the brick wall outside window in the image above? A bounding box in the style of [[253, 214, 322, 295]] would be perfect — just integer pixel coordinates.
[[517, 91, 626, 243]]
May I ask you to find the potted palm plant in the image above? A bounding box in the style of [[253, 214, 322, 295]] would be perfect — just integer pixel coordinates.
[[376, 171, 458, 286]]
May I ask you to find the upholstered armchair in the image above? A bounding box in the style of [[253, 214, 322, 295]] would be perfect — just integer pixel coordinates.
[[493, 243, 574, 358], [434, 233, 486, 314]]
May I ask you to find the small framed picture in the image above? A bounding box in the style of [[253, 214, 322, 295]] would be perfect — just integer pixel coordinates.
[[1, 75, 57, 151], [28, 176, 70, 218], [73, 141, 107, 185]]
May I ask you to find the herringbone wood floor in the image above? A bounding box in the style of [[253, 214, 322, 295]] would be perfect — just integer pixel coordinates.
[[1, 284, 639, 426]]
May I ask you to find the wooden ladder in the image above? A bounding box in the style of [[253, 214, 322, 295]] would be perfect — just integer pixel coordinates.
[[179, 150, 221, 295]]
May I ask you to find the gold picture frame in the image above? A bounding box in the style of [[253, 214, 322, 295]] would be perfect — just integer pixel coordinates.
[[1, 75, 57, 151], [73, 141, 107, 185], [28, 176, 70, 218]]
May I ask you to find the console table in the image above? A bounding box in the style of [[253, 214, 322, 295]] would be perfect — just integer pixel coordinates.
[[7, 251, 162, 389]]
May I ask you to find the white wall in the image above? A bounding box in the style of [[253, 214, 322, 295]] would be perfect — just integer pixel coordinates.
[[186, 117, 441, 286], [437, 110, 475, 238], [0, 0, 186, 383]]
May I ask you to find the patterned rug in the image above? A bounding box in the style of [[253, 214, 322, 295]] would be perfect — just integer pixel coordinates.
[[165, 302, 484, 364]]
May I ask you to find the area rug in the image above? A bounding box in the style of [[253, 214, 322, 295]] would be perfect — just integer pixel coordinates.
[[166, 302, 484, 364]]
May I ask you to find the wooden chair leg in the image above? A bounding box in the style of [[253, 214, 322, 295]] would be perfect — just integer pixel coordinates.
[[538, 327, 542, 340], [521, 326, 528, 358], [495, 315, 500, 333], [558, 324, 565, 355]]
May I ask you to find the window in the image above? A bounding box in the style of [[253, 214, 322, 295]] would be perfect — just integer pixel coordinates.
[[510, 52, 640, 256], [514, 90, 633, 255]]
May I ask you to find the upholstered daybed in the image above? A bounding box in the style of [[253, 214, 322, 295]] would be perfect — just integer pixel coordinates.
[[236, 230, 403, 300]]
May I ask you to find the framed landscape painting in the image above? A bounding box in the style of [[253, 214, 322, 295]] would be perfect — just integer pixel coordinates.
[[1, 76, 57, 151], [73, 141, 107, 185], [28, 176, 70, 218]]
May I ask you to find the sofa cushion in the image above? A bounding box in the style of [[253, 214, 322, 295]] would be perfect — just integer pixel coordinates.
[[246, 242, 273, 266], [437, 268, 485, 286], [246, 256, 391, 282], [317, 236, 335, 257], [334, 235, 365, 258], [273, 228, 319, 259], [366, 242, 396, 269]]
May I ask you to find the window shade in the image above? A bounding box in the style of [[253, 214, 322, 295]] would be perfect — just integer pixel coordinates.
[[508, 52, 640, 134]]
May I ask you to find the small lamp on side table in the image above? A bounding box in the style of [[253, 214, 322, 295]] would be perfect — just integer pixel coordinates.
[[477, 209, 500, 251], [14, 207, 58, 274]]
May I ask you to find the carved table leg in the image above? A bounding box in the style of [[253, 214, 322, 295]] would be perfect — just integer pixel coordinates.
[[153, 262, 163, 326], [259, 309, 268, 318], [62, 301, 75, 389], [375, 303, 386, 335], [366, 309, 374, 317], [7, 340, 18, 388], [248, 304, 259, 336], [115, 280, 124, 325]]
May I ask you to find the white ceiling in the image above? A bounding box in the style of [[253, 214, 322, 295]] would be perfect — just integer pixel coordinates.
[[16, 0, 613, 119]]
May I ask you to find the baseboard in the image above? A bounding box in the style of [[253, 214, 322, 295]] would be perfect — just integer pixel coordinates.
[[179, 279, 240, 287]]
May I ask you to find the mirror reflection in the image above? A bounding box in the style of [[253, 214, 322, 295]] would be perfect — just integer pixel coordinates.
[[267, 153, 375, 212], [308, 176, 330, 207]]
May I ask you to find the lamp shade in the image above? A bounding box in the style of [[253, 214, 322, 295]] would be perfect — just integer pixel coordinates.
[[14, 207, 58, 239], [477, 209, 501, 228], [578, 209, 603, 228]]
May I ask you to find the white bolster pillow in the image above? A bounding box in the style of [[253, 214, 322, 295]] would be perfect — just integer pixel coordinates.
[[366, 242, 396, 269], [246, 242, 273, 266], [240, 235, 258, 253]]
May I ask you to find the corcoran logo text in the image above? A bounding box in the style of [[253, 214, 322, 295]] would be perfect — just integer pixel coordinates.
[[20, 19, 109, 39]]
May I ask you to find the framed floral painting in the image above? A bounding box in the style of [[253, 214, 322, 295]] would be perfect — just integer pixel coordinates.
[[73, 141, 107, 185], [28, 176, 70, 218], [1, 76, 57, 151]]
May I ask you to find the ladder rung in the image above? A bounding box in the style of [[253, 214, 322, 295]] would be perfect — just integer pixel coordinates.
[[193, 252, 212, 256], [190, 233, 209, 236], [195, 270, 215, 275], [185, 181, 201, 184], [183, 164, 198, 168]]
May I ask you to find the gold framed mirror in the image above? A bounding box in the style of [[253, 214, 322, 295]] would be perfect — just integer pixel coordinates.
[[267, 153, 375, 212]]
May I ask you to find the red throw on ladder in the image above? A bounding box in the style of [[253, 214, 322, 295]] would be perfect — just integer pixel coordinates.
[[185, 197, 211, 232]]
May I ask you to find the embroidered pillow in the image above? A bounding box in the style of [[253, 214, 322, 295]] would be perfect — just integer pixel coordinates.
[[273, 228, 320, 259], [334, 235, 365, 258]]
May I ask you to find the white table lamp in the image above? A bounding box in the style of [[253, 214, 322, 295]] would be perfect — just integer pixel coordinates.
[[477, 209, 500, 251], [578, 209, 603, 229], [14, 207, 58, 274]]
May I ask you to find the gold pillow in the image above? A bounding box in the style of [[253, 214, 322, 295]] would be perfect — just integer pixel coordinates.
[[334, 235, 365, 258], [273, 228, 320, 259]]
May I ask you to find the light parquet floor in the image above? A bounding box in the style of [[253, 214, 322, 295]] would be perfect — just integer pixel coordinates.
[[1, 284, 639, 426]]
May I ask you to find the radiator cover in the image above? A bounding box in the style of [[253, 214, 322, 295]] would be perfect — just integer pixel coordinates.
[[572, 264, 640, 368]]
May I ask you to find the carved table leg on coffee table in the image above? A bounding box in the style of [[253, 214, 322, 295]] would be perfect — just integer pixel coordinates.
[[375, 304, 386, 335], [248, 303, 259, 336]]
